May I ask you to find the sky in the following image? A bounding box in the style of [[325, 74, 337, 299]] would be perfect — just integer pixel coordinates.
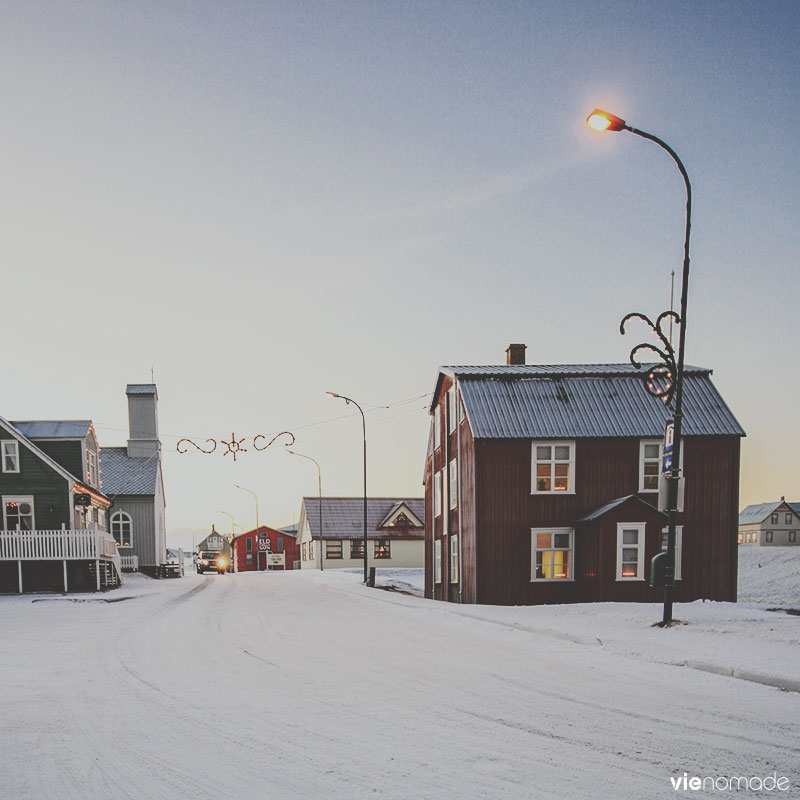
[[2, 1, 798, 551]]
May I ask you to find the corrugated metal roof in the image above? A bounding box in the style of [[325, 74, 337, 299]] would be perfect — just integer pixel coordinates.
[[578, 495, 665, 523], [126, 384, 157, 396], [738, 501, 800, 525], [450, 366, 743, 439], [303, 497, 425, 539], [99, 446, 159, 496], [11, 420, 92, 439]]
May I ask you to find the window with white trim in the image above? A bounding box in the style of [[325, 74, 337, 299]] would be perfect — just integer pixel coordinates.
[[3, 496, 34, 531], [434, 540, 442, 583], [434, 470, 442, 518], [789, 531, 796, 543], [447, 388, 456, 433], [786, 513, 793, 524], [771, 513, 778, 524], [661, 526, 683, 580], [449, 458, 458, 510], [326, 540, 343, 559], [434, 405, 442, 450], [532, 442, 575, 493], [86, 449, 98, 486], [617, 523, 645, 580], [2, 441, 20, 473], [449, 535, 459, 582], [766, 531, 774, 543], [110, 511, 132, 546], [639, 440, 661, 492], [531, 528, 573, 581]]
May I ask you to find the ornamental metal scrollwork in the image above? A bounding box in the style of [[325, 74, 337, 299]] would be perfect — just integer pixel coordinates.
[[253, 431, 296, 450], [176, 438, 217, 455], [176, 431, 296, 462], [619, 310, 680, 406]]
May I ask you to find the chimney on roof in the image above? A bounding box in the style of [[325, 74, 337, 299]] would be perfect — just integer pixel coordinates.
[[506, 343, 527, 366], [126, 384, 160, 460]]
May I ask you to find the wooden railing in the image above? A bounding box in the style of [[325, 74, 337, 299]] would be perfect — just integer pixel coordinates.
[[121, 554, 139, 572], [0, 528, 119, 562]]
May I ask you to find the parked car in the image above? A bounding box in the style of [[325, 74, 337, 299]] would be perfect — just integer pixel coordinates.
[[196, 551, 227, 574]]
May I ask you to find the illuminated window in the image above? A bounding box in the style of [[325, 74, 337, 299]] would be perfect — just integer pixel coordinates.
[[617, 523, 645, 580], [449, 535, 459, 583], [110, 511, 132, 547], [531, 528, 573, 581], [532, 442, 575, 494], [639, 440, 661, 492], [434, 540, 442, 583], [2, 441, 20, 473], [661, 526, 683, 580], [350, 539, 365, 559], [374, 541, 390, 559], [3, 497, 34, 531], [326, 540, 343, 559]]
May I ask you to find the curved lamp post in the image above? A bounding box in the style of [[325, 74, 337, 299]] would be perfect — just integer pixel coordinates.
[[327, 392, 368, 583], [587, 109, 691, 626], [287, 450, 323, 571], [220, 511, 243, 572], [235, 484, 261, 571]]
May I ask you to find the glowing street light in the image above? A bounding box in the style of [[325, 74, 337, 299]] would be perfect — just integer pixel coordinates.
[[587, 108, 692, 627], [287, 450, 323, 572]]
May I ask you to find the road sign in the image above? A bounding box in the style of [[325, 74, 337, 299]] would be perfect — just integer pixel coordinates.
[[662, 417, 674, 474]]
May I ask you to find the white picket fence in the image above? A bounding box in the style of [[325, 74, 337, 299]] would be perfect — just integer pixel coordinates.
[[0, 528, 119, 563], [121, 554, 139, 572]]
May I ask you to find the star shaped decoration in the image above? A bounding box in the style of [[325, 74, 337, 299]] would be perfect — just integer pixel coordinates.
[[220, 433, 248, 461]]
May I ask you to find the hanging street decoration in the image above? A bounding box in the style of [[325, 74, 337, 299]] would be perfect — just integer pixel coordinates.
[[176, 431, 296, 462], [619, 310, 680, 407]]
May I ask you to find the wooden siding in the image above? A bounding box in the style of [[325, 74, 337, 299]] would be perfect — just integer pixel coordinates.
[[111, 497, 159, 567], [0, 437, 71, 530], [31, 440, 84, 484]]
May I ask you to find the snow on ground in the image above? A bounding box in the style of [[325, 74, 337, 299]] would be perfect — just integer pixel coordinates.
[[1, 552, 798, 800]]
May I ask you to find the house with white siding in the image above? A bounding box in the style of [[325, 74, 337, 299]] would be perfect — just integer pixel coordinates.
[[738, 498, 800, 546], [297, 497, 425, 570]]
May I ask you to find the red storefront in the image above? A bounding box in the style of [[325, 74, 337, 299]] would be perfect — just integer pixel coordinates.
[[231, 525, 298, 571]]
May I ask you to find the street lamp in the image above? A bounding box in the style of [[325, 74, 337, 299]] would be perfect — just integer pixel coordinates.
[[287, 450, 323, 571], [235, 484, 261, 571], [327, 392, 368, 583], [220, 511, 243, 572], [587, 108, 692, 626]]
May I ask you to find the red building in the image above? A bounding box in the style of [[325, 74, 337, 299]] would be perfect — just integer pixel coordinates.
[[424, 346, 745, 605], [231, 525, 298, 571]]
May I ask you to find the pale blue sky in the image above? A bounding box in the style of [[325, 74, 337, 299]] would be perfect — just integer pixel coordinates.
[[2, 1, 798, 547]]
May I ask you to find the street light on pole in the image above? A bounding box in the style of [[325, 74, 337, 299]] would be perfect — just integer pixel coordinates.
[[327, 392, 368, 583], [235, 484, 261, 572], [586, 108, 692, 626], [286, 450, 323, 572]]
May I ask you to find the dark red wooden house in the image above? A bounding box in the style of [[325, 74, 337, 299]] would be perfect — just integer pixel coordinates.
[[424, 345, 745, 605], [231, 525, 298, 571]]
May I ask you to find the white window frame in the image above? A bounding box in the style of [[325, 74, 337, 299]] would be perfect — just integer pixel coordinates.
[[786, 513, 792, 524], [434, 470, 442, 518], [434, 539, 442, 583], [771, 513, 778, 524], [449, 535, 459, 583], [434, 405, 442, 450], [765, 530, 774, 543], [661, 526, 683, 580], [616, 523, 646, 581], [639, 440, 661, 493], [530, 527, 574, 581], [110, 511, 133, 547], [531, 441, 575, 494], [86, 449, 98, 486], [449, 458, 458, 510], [789, 531, 796, 543], [447, 388, 456, 434], [1, 441, 20, 473], [3, 495, 35, 531]]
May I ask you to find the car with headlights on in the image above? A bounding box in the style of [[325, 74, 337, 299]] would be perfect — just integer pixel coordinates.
[[196, 551, 228, 574]]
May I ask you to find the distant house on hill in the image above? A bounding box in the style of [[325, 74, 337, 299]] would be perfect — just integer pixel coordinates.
[[738, 498, 800, 546], [297, 497, 425, 570], [424, 345, 745, 606]]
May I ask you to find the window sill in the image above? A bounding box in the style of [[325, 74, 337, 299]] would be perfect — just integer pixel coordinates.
[[530, 578, 574, 583]]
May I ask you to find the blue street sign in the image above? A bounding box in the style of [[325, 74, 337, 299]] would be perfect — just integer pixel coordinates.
[[662, 417, 674, 474]]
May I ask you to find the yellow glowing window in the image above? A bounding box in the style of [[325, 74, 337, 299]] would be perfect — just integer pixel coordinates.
[[533, 442, 574, 494], [532, 529, 572, 580]]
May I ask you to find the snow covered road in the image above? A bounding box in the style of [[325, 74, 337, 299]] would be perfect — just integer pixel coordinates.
[[2, 569, 797, 799]]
